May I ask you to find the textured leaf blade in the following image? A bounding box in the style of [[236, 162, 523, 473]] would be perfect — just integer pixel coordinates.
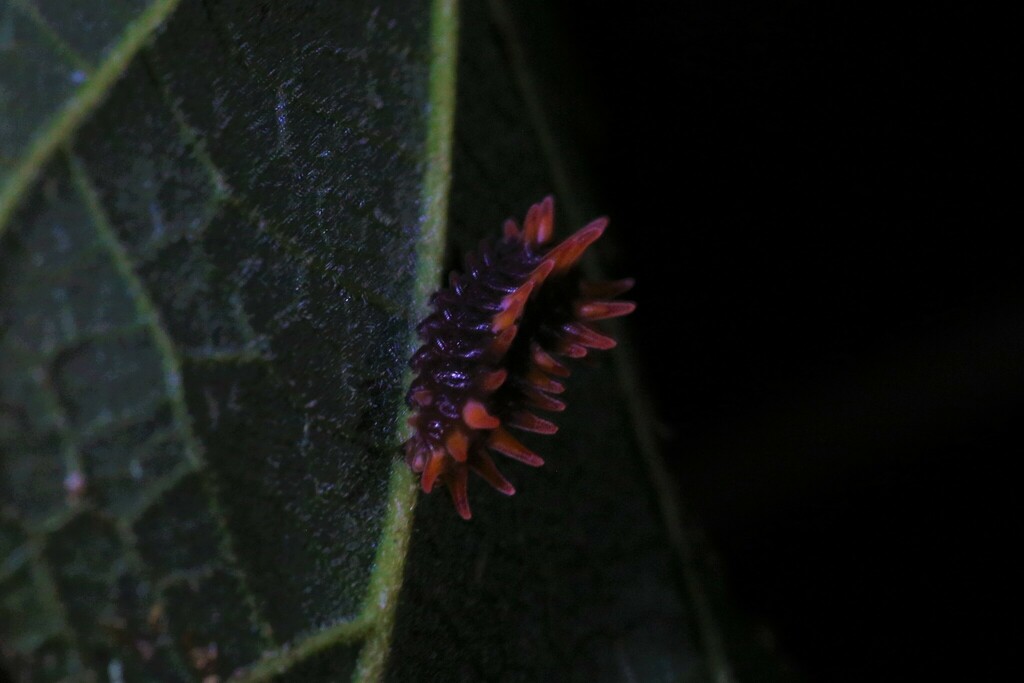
[[1, 0, 451, 679]]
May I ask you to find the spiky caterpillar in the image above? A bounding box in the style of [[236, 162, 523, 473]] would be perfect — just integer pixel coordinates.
[[404, 197, 635, 519]]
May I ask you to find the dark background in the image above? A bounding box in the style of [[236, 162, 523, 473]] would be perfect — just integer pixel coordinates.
[[545, 2, 1019, 681]]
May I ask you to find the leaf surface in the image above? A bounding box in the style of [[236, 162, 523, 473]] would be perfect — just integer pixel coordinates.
[[1, 1, 727, 681], [2, 0, 444, 679]]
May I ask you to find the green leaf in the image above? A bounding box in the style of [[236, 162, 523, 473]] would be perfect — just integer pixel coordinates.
[[1, 1, 737, 681]]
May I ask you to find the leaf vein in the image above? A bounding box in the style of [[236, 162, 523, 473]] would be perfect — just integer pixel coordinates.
[[0, 0, 184, 234], [7, 0, 93, 73], [65, 149, 278, 645]]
